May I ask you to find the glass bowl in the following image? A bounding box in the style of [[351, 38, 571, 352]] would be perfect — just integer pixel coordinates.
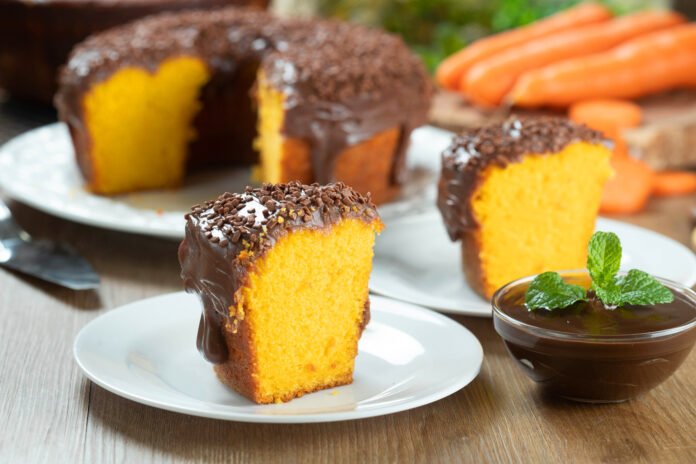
[[492, 271, 696, 403]]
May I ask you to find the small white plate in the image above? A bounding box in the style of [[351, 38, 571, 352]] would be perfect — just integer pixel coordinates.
[[370, 211, 696, 317], [0, 123, 452, 240], [73, 293, 482, 423]]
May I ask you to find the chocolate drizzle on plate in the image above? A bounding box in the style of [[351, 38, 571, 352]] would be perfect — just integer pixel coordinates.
[[178, 181, 380, 363], [437, 117, 606, 241]]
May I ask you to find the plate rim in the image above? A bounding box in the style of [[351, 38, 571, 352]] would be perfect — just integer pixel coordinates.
[[0, 123, 192, 240], [73, 292, 483, 424], [0, 123, 453, 241], [370, 210, 696, 317]]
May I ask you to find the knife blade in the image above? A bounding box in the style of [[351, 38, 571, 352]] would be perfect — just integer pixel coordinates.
[[0, 199, 99, 290]]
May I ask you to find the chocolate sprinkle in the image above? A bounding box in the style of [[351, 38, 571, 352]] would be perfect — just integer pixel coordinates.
[[178, 181, 381, 364], [189, 181, 377, 255], [437, 117, 608, 240]]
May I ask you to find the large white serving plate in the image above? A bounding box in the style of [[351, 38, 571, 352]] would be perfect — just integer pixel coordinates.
[[0, 123, 453, 240], [369, 211, 696, 317], [73, 293, 482, 423]]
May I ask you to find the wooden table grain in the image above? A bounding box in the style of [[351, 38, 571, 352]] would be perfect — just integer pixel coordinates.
[[1, 96, 695, 464]]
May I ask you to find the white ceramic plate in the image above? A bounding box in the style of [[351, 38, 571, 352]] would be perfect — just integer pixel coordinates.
[[73, 293, 482, 423], [370, 211, 696, 317], [0, 123, 452, 240]]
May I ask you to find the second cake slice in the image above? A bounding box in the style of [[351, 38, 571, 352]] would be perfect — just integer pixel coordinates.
[[437, 117, 612, 299]]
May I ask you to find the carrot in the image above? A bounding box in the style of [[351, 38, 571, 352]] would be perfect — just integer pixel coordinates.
[[568, 99, 642, 158], [652, 171, 696, 196], [434, 2, 612, 91], [600, 155, 654, 214], [512, 24, 696, 108], [569, 99, 642, 136], [464, 11, 685, 107]]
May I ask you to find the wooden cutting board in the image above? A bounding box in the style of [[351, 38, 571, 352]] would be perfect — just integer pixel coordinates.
[[429, 89, 696, 170]]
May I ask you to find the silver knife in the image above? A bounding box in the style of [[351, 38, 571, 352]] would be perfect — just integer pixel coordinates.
[[0, 198, 100, 290]]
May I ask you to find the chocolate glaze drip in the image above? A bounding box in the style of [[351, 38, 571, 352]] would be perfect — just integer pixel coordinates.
[[178, 181, 381, 363], [437, 117, 606, 241], [55, 7, 431, 186]]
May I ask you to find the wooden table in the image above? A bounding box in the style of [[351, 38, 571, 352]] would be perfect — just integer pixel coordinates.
[[1, 96, 695, 463]]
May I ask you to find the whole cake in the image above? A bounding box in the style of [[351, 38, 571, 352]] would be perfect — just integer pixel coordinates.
[[0, 0, 266, 103], [438, 117, 612, 299], [179, 181, 383, 404], [55, 8, 432, 203]]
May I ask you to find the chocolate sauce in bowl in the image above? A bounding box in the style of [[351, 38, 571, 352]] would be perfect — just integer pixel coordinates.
[[493, 274, 696, 403]]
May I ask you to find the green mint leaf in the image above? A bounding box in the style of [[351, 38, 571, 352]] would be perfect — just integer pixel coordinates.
[[587, 231, 622, 289], [525, 272, 587, 311], [612, 269, 675, 306], [594, 280, 623, 306]]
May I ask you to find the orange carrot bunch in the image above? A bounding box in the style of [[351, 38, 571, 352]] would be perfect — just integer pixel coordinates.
[[435, 3, 611, 90], [435, 3, 612, 93], [512, 24, 696, 107], [466, 11, 684, 107], [435, 3, 693, 108]]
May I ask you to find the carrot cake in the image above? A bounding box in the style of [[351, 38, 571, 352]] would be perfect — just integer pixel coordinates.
[[55, 8, 432, 203]]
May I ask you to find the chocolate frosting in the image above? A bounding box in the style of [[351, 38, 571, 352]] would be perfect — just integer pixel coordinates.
[[437, 117, 606, 241], [178, 181, 381, 363], [55, 7, 431, 186]]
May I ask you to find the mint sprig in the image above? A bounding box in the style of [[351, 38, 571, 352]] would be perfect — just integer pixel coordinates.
[[524, 232, 674, 311]]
